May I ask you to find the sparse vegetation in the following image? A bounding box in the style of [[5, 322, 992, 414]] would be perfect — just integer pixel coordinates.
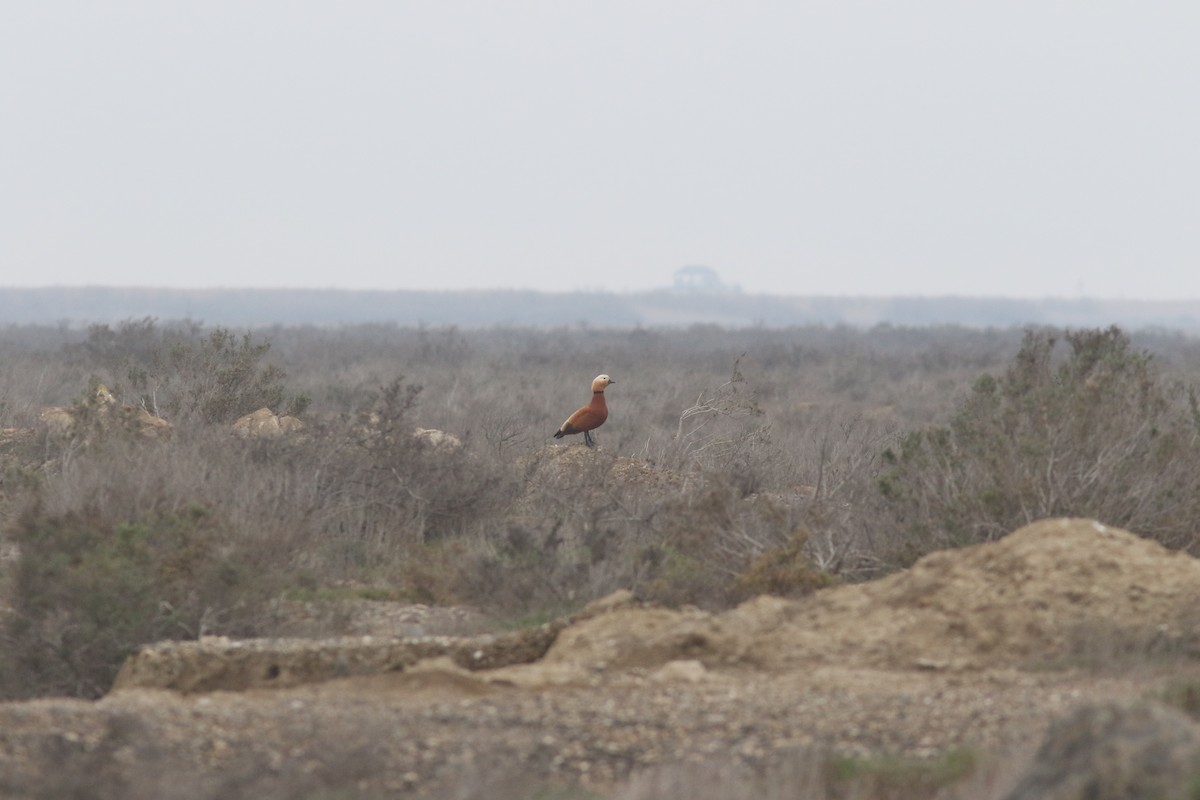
[[4, 320, 1200, 705]]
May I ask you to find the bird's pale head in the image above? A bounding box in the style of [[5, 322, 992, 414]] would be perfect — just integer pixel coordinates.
[[591, 374, 614, 392]]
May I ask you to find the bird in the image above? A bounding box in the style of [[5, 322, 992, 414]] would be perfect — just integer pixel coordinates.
[[553, 374, 614, 448]]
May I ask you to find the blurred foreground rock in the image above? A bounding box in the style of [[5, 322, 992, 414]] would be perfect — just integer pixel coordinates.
[[1004, 700, 1200, 800]]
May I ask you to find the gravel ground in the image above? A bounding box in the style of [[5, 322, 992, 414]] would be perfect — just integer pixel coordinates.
[[4, 518, 1199, 799], [0, 653, 1177, 799]]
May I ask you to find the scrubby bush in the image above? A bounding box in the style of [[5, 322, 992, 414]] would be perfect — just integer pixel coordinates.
[[67, 319, 307, 424], [0, 424, 311, 699], [440, 453, 828, 615], [0, 498, 281, 699], [149, 326, 308, 423], [636, 475, 821, 606], [732, 526, 837, 599], [312, 376, 518, 550], [877, 326, 1200, 560]]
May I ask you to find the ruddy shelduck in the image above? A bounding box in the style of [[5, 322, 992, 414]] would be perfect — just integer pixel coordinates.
[[553, 374, 614, 448]]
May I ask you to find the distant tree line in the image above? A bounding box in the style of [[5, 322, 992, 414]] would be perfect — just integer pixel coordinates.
[[3, 287, 1200, 330]]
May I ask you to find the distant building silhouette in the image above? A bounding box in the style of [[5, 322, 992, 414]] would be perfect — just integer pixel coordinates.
[[673, 265, 728, 293]]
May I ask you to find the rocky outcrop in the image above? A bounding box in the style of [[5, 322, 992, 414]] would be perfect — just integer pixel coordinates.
[[112, 624, 564, 693], [346, 412, 463, 452], [39, 384, 172, 441], [412, 427, 462, 451], [231, 407, 305, 439]]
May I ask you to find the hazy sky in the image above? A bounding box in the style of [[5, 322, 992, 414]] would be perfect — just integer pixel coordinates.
[[3, 3, 1198, 298]]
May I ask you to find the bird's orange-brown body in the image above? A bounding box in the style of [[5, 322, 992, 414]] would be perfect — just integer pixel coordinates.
[[553, 374, 614, 447]]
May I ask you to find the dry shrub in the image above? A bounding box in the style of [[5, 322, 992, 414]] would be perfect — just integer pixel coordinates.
[[310, 376, 518, 554], [443, 457, 828, 616], [637, 476, 813, 606], [645, 356, 793, 493], [445, 448, 640, 614], [789, 410, 903, 581], [877, 326, 1200, 562], [732, 527, 837, 599]]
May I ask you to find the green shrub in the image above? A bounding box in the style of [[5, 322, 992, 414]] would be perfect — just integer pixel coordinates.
[[157, 327, 305, 423], [0, 501, 277, 699], [73, 319, 306, 424], [878, 326, 1200, 560]]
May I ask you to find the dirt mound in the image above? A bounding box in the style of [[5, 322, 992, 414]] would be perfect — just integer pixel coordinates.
[[113, 518, 1200, 694], [524, 444, 686, 491], [113, 624, 564, 693], [785, 517, 1200, 670], [113, 592, 638, 693], [500, 518, 1200, 682]]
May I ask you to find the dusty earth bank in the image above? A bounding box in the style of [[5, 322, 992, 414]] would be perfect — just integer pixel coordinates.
[[3, 518, 1200, 799]]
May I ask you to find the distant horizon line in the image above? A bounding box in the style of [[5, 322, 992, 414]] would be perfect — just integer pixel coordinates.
[[3, 285, 1197, 304]]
